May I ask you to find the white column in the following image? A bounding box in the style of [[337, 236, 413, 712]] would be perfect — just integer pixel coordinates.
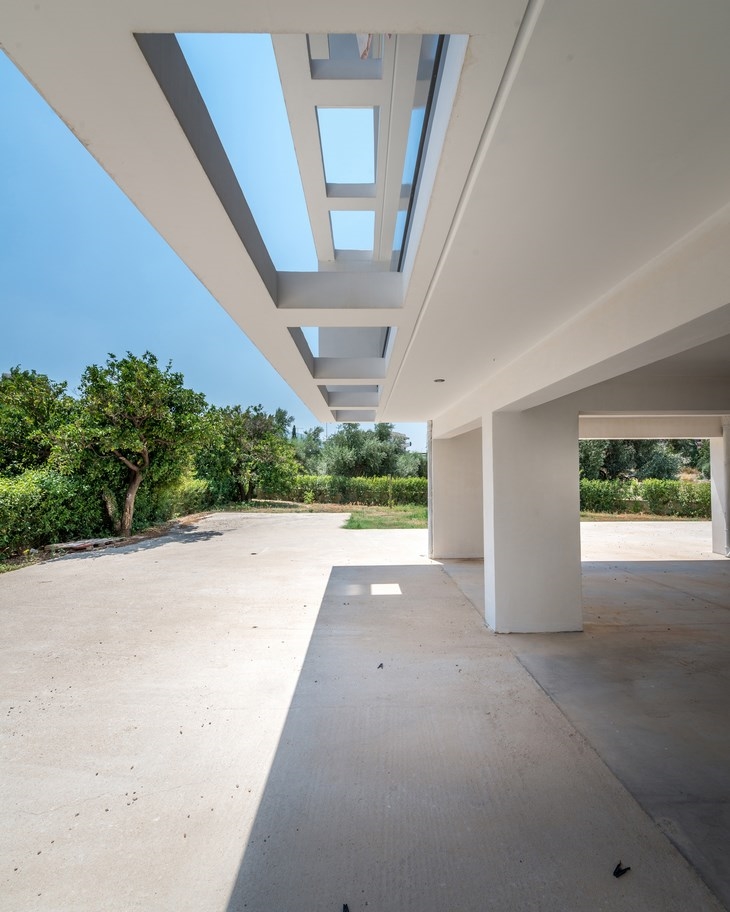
[[429, 426, 483, 559], [482, 400, 582, 633], [710, 418, 730, 556]]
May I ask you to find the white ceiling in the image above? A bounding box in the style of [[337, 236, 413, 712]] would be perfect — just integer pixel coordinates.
[[2, 0, 729, 431]]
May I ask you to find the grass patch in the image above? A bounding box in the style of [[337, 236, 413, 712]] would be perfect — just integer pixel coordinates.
[[0, 554, 40, 574], [343, 505, 428, 529]]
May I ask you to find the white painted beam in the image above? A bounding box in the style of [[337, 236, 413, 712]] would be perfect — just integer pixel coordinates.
[[579, 415, 725, 439], [280, 309, 404, 329], [333, 409, 377, 421], [374, 36, 421, 262], [326, 391, 380, 408], [271, 34, 335, 263], [312, 357, 387, 382], [307, 34, 330, 60], [276, 271, 404, 310]]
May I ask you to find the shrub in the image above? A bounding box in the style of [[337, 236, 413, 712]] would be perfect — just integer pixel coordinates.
[[287, 475, 428, 506], [158, 476, 215, 518], [580, 478, 710, 517], [677, 480, 711, 517], [0, 469, 105, 557], [130, 474, 214, 529], [579, 479, 637, 513], [640, 479, 711, 517], [0, 470, 217, 558]]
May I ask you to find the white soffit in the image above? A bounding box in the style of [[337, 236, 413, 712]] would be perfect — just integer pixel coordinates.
[[383, 0, 730, 423]]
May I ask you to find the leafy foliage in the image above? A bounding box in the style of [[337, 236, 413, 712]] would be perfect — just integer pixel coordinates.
[[0, 469, 105, 557], [293, 426, 325, 474], [579, 478, 710, 516], [289, 475, 427, 506], [639, 479, 710, 516], [579, 439, 684, 480], [320, 423, 417, 477], [55, 352, 206, 535], [196, 405, 299, 503], [668, 438, 710, 478], [577, 440, 609, 480], [579, 479, 639, 513], [0, 368, 72, 476]]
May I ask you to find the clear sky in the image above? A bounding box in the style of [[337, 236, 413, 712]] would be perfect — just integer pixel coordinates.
[[0, 39, 427, 451]]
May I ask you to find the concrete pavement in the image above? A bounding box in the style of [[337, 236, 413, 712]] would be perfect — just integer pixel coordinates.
[[1, 514, 725, 911], [443, 521, 730, 911]]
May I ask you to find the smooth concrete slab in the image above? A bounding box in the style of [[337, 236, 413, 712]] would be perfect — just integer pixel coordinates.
[[444, 521, 730, 910], [1, 514, 723, 911]]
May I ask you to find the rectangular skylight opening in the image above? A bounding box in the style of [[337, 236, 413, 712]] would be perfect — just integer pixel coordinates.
[[330, 210, 375, 251], [176, 33, 317, 272], [146, 32, 464, 280], [317, 107, 376, 184]]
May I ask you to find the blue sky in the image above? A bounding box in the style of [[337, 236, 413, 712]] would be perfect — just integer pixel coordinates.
[[0, 39, 427, 451]]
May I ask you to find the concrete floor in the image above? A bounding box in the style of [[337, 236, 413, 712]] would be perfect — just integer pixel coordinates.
[[1, 514, 726, 911], [443, 521, 730, 911]]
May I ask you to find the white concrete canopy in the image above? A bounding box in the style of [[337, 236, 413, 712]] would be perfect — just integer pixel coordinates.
[[3, 0, 729, 425]]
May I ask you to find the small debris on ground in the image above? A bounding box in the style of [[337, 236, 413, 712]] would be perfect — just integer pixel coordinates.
[[613, 861, 631, 878], [46, 537, 120, 553]]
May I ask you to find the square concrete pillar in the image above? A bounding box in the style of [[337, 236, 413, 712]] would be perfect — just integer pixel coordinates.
[[482, 401, 582, 632], [710, 423, 730, 556], [429, 426, 484, 559]]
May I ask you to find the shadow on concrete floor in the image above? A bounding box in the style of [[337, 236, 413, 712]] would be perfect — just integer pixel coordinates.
[[53, 523, 225, 561], [224, 563, 722, 912]]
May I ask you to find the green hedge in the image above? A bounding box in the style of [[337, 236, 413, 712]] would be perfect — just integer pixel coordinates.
[[0, 471, 216, 558], [153, 476, 215, 519], [0, 469, 105, 557], [132, 475, 215, 528], [639, 479, 710, 517], [3, 470, 707, 559], [285, 475, 428, 506], [579, 479, 639, 513], [580, 478, 710, 517]]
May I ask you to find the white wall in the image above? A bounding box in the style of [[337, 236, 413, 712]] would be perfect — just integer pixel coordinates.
[[711, 422, 730, 557], [430, 427, 483, 559]]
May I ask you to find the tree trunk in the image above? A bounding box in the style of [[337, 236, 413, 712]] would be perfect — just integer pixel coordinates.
[[102, 490, 121, 535], [120, 469, 144, 536]]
